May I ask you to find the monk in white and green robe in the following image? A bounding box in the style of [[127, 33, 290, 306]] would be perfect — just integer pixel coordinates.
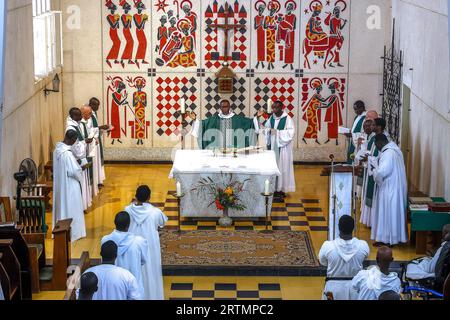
[[190, 100, 265, 149], [89, 97, 108, 186], [346, 101, 366, 164]]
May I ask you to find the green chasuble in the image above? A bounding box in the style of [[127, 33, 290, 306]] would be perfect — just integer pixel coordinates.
[[197, 114, 256, 150], [92, 112, 104, 165], [365, 135, 379, 208], [268, 115, 287, 160], [347, 115, 366, 164]]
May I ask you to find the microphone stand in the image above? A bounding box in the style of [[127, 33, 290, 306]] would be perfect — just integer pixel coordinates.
[[329, 155, 337, 241]]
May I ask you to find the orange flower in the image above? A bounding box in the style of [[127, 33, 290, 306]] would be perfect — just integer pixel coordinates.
[[224, 187, 234, 196]]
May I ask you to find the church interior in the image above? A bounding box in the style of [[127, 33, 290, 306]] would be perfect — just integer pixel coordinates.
[[0, 0, 450, 303]]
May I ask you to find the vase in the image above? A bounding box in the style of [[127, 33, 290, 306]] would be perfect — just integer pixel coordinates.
[[218, 207, 233, 227]]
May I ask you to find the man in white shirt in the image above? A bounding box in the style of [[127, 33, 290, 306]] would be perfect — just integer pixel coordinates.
[[83, 241, 141, 300], [101, 211, 149, 298], [406, 224, 450, 280], [352, 246, 402, 300], [78, 272, 98, 301], [319, 215, 369, 300]]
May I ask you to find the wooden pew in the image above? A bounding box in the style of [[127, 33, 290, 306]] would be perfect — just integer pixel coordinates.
[[0, 240, 21, 300], [63, 252, 91, 300], [0, 226, 32, 299], [0, 197, 13, 222]]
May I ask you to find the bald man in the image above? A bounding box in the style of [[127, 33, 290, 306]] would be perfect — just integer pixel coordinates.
[[365, 110, 379, 120], [352, 246, 401, 300], [406, 224, 450, 280]]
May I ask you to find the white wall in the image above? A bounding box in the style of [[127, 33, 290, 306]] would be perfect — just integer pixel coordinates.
[[0, 0, 65, 198], [393, 0, 450, 199]]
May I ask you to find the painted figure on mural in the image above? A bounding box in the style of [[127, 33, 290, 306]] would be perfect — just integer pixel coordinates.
[[264, 0, 280, 70], [254, 0, 267, 69], [127, 77, 148, 146], [105, 0, 121, 68], [305, 2, 327, 46], [282, 1, 297, 69], [324, 5, 347, 67], [302, 79, 327, 145], [120, 0, 135, 68], [108, 78, 128, 145], [156, 31, 183, 66], [322, 80, 344, 145], [157, 15, 169, 54], [133, 0, 149, 68], [166, 19, 196, 68], [168, 16, 177, 37], [181, 0, 197, 44]]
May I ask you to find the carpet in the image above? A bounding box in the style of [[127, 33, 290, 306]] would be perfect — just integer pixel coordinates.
[[161, 230, 319, 271]]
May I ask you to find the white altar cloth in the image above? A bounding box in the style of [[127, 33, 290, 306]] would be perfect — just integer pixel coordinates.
[[170, 150, 281, 218]]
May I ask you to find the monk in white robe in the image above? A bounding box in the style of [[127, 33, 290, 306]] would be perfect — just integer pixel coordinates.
[[84, 241, 141, 300], [255, 101, 296, 195], [319, 215, 369, 300], [81, 105, 99, 197], [89, 97, 108, 186], [125, 186, 168, 300], [66, 107, 93, 210], [352, 246, 402, 300], [406, 225, 450, 280], [101, 212, 149, 298], [52, 130, 86, 241], [370, 135, 408, 246]]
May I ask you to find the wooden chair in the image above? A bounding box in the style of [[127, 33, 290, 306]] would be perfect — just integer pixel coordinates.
[[0, 197, 13, 223], [63, 252, 91, 300], [0, 240, 21, 300]]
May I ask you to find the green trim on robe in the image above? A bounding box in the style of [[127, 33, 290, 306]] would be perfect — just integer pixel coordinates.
[[197, 114, 256, 149], [365, 136, 379, 208], [70, 125, 84, 142], [347, 115, 366, 164], [269, 115, 287, 130], [92, 112, 105, 165]]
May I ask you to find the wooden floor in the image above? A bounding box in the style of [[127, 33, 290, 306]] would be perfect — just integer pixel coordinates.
[[36, 164, 419, 300]]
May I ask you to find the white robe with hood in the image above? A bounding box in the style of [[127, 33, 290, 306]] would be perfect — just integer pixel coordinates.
[[352, 266, 402, 300], [319, 237, 370, 300], [125, 203, 168, 300], [101, 230, 149, 297], [82, 117, 99, 197], [52, 142, 86, 241], [370, 142, 408, 245], [92, 111, 106, 184], [406, 241, 447, 280]]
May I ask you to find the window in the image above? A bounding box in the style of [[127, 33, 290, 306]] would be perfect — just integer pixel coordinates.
[[33, 0, 61, 80]]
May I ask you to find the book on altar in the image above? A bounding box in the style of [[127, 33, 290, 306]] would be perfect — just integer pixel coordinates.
[[339, 126, 350, 134]]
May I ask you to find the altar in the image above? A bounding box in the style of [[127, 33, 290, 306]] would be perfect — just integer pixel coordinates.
[[169, 150, 281, 218]]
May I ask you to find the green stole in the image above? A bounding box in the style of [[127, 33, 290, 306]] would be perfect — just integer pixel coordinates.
[[92, 112, 104, 165], [268, 115, 287, 161], [347, 115, 366, 164], [73, 122, 94, 183], [198, 114, 256, 149], [70, 124, 85, 142], [365, 135, 379, 208]]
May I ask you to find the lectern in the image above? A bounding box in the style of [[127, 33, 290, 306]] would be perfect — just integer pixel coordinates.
[[321, 165, 362, 240]]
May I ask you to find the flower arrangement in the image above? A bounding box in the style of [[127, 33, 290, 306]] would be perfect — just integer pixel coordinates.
[[192, 175, 249, 212]]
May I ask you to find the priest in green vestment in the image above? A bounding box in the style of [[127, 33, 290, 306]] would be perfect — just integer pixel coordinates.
[[189, 100, 265, 149], [346, 100, 367, 164]]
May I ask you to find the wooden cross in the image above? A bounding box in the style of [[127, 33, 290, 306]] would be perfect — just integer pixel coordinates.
[[207, 2, 246, 64]]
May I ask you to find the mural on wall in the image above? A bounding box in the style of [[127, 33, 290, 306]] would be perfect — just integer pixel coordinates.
[[105, 0, 150, 69], [101, 0, 352, 156], [252, 0, 300, 71], [153, 0, 200, 69], [301, 0, 349, 72], [300, 76, 346, 146]]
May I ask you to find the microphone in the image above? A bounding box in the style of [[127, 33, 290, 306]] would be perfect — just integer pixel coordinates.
[[329, 154, 335, 161]]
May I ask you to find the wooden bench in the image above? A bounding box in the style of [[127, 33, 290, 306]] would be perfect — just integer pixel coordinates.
[[0, 240, 21, 300], [0, 197, 13, 223], [63, 252, 91, 300]]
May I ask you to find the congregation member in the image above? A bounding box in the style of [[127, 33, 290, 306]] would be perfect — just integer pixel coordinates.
[[319, 216, 369, 300], [101, 211, 149, 298], [352, 246, 402, 300], [88, 97, 108, 187], [66, 107, 93, 211], [378, 290, 401, 300], [52, 130, 86, 241], [125, 186, 168, 300], [77, 272, 98, 301], [370, 134, 408, 246], [80, 105, 99, 197], [83, 241, 141, 300], [406, 224, 450, 280], [255, 101, 296, 198], [346, 100, 366, 163]]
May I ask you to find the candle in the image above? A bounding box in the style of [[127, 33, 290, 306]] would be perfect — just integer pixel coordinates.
[[176, 182, 182, 197], [180, 98, 186, 114], [264, 179, 270, 195], [267, 99, 273, 114]]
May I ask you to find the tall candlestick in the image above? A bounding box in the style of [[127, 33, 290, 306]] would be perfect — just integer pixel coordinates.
[[176, 182, 182, 197], [267, 99, 273, 114], [180, 98, 186, 114], [264, 179, 270, 196]]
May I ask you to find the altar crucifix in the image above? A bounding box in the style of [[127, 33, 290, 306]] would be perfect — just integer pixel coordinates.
[[207, 2, 246, 93]]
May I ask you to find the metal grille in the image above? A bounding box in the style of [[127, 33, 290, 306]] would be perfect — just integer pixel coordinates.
[[381, 19, 403, 145]]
